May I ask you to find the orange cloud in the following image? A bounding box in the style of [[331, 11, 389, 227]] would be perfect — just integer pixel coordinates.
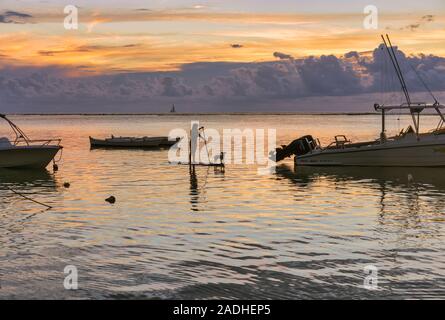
[[0, 9, 444, 75]]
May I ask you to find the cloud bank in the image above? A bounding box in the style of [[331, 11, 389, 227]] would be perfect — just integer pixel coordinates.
[[0, 45, 444, 113]]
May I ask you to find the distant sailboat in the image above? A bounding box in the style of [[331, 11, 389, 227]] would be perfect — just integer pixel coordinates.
[[170, 104, 176, 113]]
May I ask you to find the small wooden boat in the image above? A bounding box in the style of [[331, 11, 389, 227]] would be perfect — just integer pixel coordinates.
[[89, 135, 178, 149]]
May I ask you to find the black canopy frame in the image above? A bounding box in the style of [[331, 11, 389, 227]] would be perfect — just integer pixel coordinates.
[[0, 114, 61, 146]]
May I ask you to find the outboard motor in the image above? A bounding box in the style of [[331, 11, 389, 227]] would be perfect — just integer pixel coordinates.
[[272, 135, 316, 162]]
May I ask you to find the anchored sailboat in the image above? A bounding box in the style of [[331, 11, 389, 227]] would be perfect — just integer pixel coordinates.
[[274, 35, 445, 167]]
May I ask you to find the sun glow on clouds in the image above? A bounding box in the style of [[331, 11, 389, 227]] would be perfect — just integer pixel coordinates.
[[0, 3, 444, 75], [86, 17, 110, 34]]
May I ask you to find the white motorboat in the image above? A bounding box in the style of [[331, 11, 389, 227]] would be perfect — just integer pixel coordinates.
[[0, 114, 62, 169], [275, 35, 445, 167], [294, 126, 445, 167]]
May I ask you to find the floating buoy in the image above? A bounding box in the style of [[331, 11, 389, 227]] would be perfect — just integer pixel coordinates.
[[105, 196, 116, 204], [63, 182, 70, 188]]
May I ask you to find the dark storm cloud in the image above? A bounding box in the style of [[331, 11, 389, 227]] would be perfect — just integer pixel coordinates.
[[358, 44, 445, 92], [344, 51, 360, 59], [0, 11, 32, 24], [273, 52, 294, 60], [297, 55, 362, 95], [1, 45, 445, 112]]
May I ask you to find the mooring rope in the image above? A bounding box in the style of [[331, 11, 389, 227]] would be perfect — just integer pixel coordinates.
[[5, 186, 52, 209]]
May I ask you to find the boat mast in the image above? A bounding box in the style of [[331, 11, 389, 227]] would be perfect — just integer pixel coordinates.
[[383, 35, 411, 105], [381, 35, 421, 136], [376, 36, 445, 134]]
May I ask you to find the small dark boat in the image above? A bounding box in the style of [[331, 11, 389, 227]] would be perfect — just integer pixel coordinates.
[[89, 135, 178, 149]]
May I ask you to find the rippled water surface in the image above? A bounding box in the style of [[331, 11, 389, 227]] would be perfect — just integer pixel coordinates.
[[0, 114, 444, 299]]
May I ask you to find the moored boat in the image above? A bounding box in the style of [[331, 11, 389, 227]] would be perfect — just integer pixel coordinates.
[[0, 114, 62, 169], [89, 135, 178, 149], [293, 129, 445, 167], [274, 35, 445, 167]]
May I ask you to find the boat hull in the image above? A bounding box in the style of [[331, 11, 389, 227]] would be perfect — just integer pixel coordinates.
[[0, 146, 61, 169], [89, 137, 177, 149], [296, 141, 445, 167]]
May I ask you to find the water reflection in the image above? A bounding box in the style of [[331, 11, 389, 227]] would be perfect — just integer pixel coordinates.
[[277, 164, 445, 191], [2, 115, 444, 299], [189, 165, 199, 212], [0, 168, 56, 186], [188, 165, 225, 212], [0, 169, 58, 231], [276, 164, 445, 237]]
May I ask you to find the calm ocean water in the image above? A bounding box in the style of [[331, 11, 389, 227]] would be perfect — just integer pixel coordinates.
[[0, 114, 444, 299]]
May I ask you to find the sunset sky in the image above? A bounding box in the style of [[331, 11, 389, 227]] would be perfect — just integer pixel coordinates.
[[0, 0, 444, 73], [0, 0, 444, 112]]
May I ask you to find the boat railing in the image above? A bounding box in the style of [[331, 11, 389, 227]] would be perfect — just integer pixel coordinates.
[[12, 138, 62, 147], [316, 136, 381, 154], [1, 114, 62, 148], [322, 135, 351, 150]]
